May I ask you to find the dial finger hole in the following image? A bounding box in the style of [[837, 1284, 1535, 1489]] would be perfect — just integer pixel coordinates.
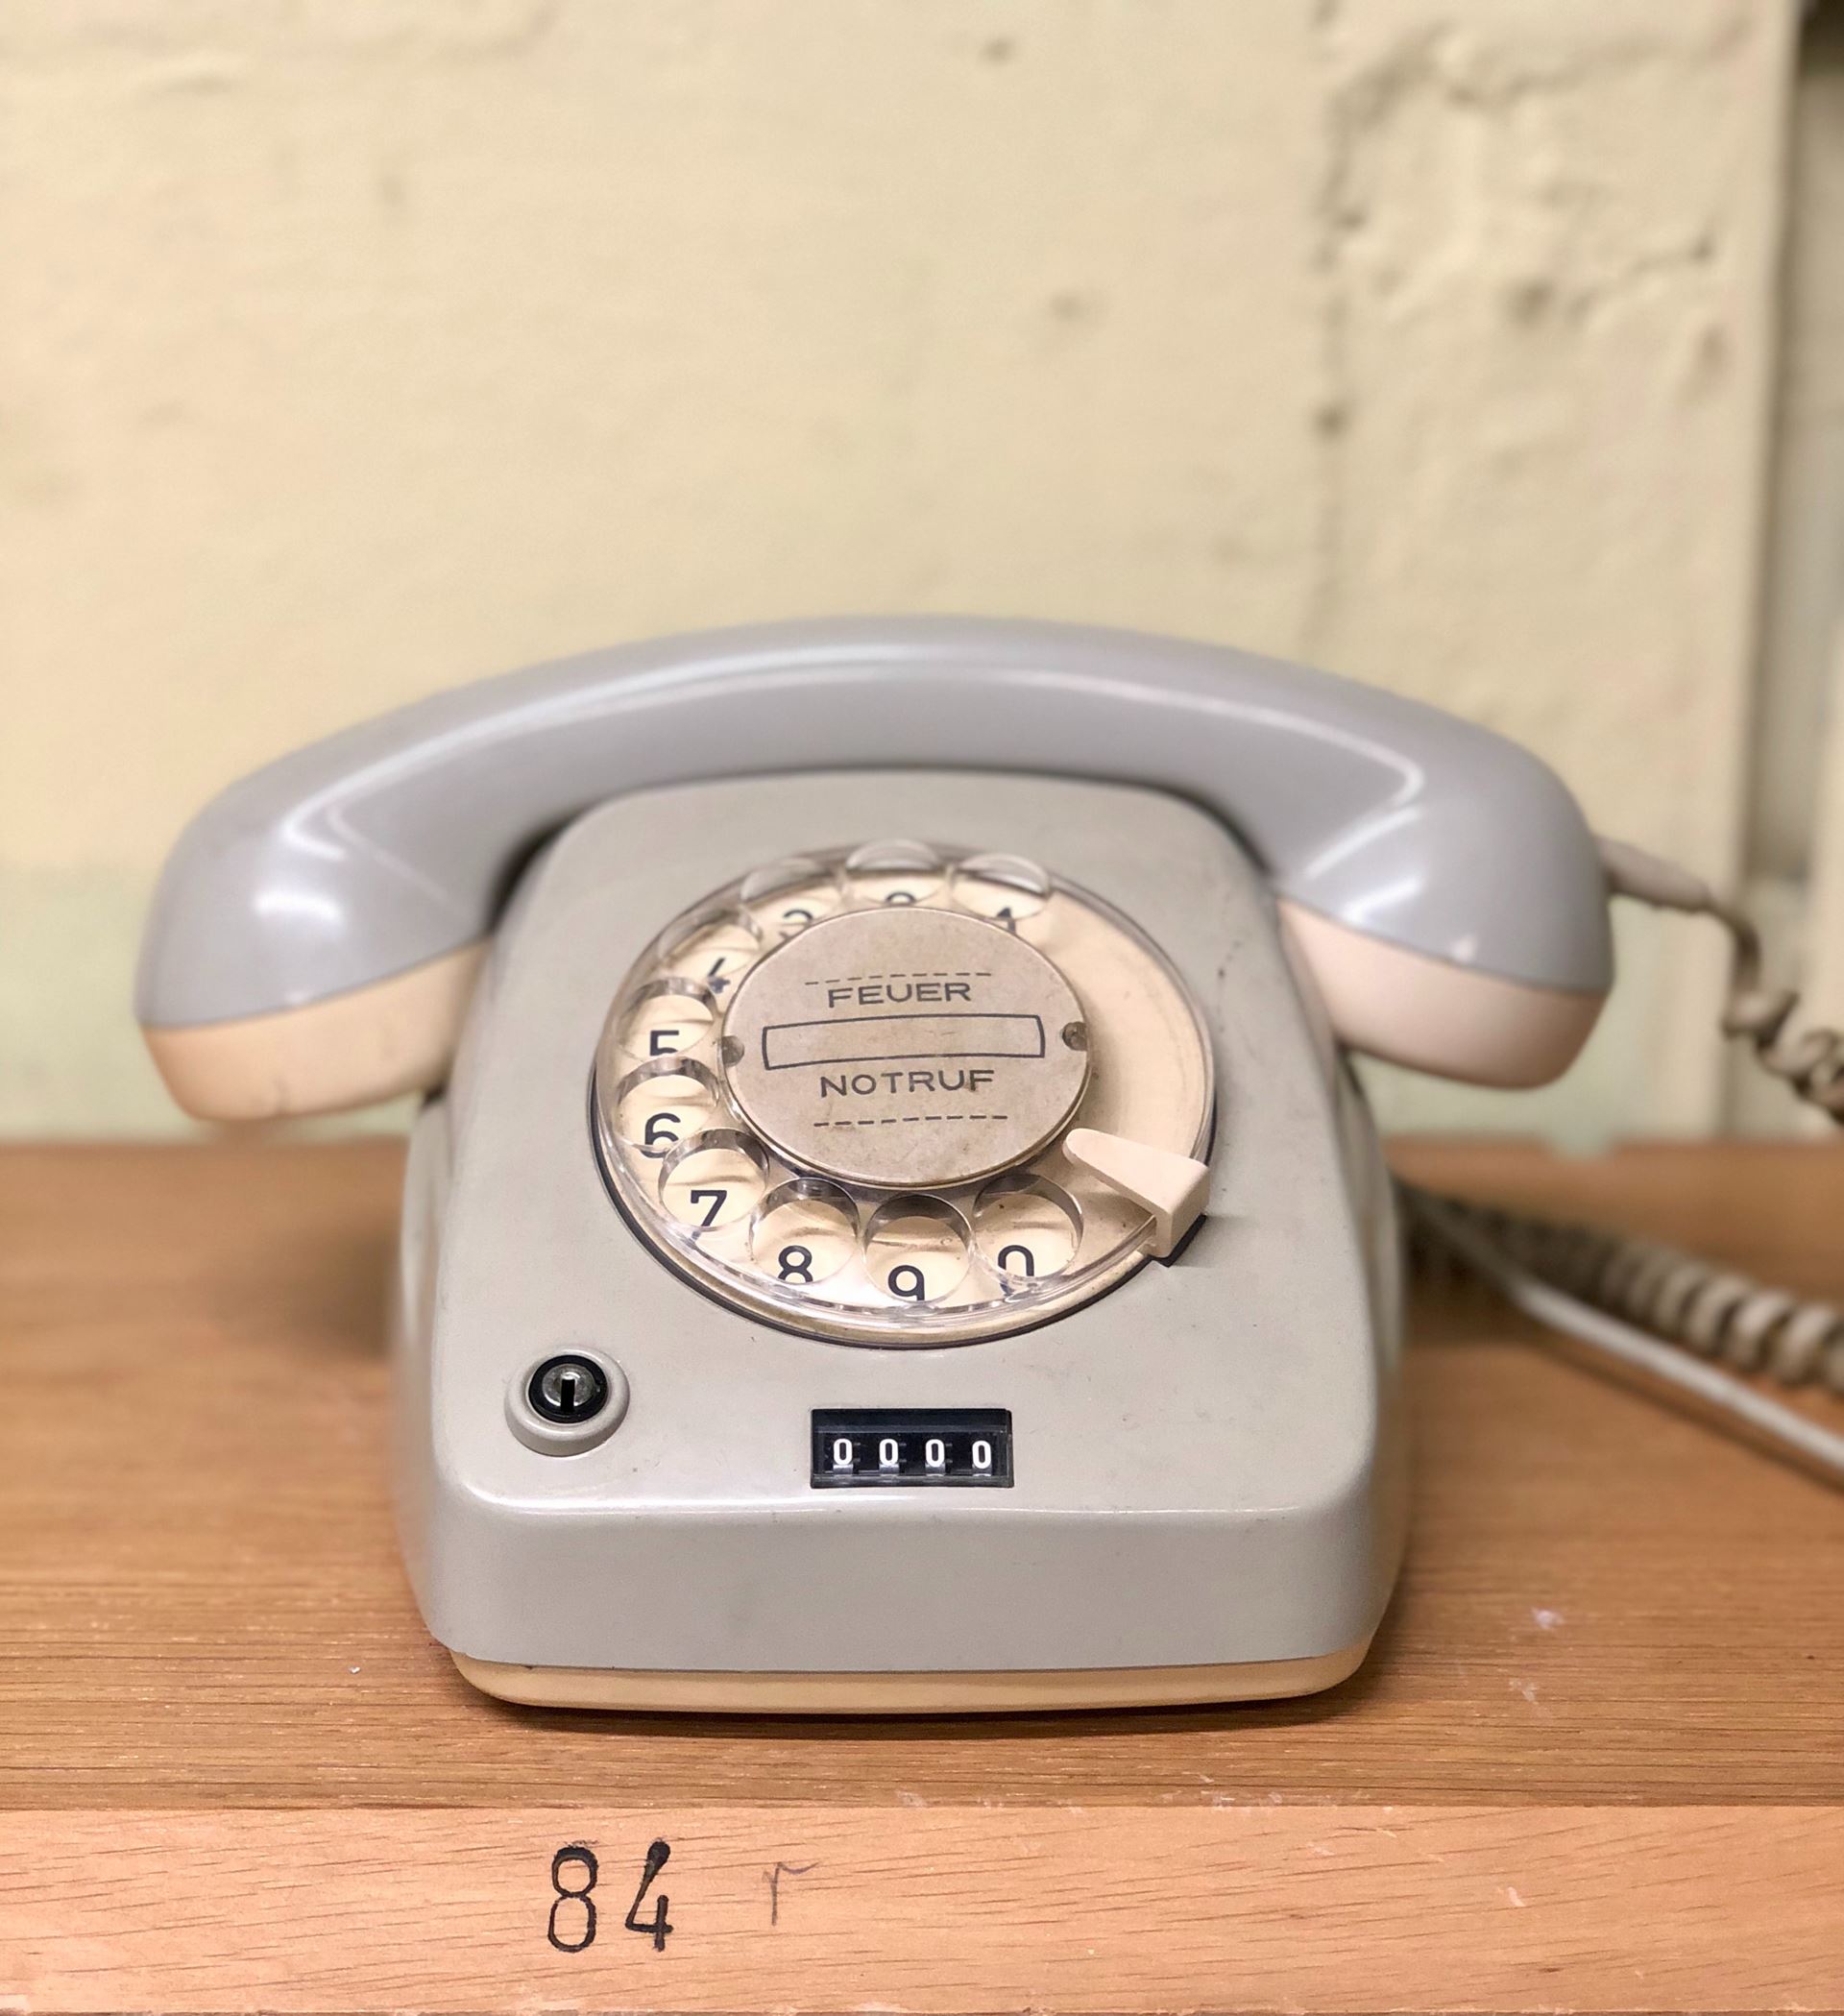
[[844, 838, 945, 909], [740, 856, 846, 941], [862, 1193, 971, 1303], [658, 1128, 769, 1231], [949, 851, 1052, 927], [611, 1055, 722, 1159], [662, 906, 764, 1001], [618, 976, 718, 1061], [750, 1178, 859, 1287], [972, 1171, 1082, 1286]]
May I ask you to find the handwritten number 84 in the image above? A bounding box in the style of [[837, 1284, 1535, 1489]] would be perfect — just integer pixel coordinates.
[[547, 1839, 672, 1954]]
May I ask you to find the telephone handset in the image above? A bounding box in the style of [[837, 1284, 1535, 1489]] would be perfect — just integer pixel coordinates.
[[136, 616, 1613, 1122], [138, 619, 1842, 1712]]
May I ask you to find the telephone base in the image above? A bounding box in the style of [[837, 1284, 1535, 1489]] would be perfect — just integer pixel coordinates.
[[449, 1640, 1374, 1715], [399, 776, 1406, 1709]]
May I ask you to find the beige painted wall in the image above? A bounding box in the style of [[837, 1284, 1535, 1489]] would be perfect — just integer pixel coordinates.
[[0, 0, 1808, 1137]]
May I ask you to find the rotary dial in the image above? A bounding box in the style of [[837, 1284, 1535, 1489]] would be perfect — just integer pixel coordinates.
[[591, 841, 1213, 1346]]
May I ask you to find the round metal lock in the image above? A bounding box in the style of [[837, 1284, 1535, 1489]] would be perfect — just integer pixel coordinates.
[[507, 1349, 629, 1454], [529, 1355, 609, 1422]]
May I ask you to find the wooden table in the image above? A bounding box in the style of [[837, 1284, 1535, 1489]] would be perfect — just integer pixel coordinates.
[[2, 1139, 1840, 2012]]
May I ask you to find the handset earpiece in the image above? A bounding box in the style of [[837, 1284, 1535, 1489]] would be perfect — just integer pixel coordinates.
[[136, 617, 1614, 1119]]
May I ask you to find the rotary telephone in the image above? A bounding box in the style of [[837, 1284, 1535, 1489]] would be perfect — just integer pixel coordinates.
[[137, 619, 1844, 1712]]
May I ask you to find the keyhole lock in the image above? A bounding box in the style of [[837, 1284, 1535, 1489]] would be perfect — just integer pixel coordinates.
[[529, 1354, 608, 1423], [508, 1348, 629, 1454]]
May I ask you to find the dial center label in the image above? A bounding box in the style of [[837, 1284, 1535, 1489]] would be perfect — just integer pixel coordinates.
[[722, 907, 1089, 1190]]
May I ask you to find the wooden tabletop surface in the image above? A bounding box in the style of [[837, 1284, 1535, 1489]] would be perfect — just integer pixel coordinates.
[[2, 1137, 1841, 2011]]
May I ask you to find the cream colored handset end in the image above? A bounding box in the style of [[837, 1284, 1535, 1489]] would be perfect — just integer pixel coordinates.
[[1277, 901, 1606, 1088], [1064, 1129, 1212, 1259], [140, 941, 487, 1121]]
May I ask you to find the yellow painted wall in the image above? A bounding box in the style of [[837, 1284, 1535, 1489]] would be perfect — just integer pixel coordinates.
[[0, 0, 1798, 1135]]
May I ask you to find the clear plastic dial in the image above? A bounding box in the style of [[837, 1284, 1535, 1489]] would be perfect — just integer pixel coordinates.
[[591, 841, 1213, 1346]]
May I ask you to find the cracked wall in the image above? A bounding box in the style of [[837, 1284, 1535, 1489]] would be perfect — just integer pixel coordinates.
[[0, 0, 1800, 1133]]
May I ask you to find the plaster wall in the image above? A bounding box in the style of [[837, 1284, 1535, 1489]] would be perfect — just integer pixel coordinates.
[[0, 0, 1801, 1136]]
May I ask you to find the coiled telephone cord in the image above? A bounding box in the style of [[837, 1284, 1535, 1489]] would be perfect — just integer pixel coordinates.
[[1406, 1186, 1844, 1391], [1404, 1186, 1844, 1487], [1403, 838, 1844, 1487], [1596, 836, 1844, 1123]]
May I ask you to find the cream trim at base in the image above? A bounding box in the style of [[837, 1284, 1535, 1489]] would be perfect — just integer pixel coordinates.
[[1277, 901, 1606, 1089], [449, 1639, 1373, 1713], [141, 943, 488, 1121]]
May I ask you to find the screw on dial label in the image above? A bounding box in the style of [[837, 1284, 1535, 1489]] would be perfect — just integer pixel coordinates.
[[720, 906, 1089, 1192]]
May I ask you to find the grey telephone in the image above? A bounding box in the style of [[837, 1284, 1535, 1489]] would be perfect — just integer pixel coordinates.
[[137, 619, 1844, 1712]]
